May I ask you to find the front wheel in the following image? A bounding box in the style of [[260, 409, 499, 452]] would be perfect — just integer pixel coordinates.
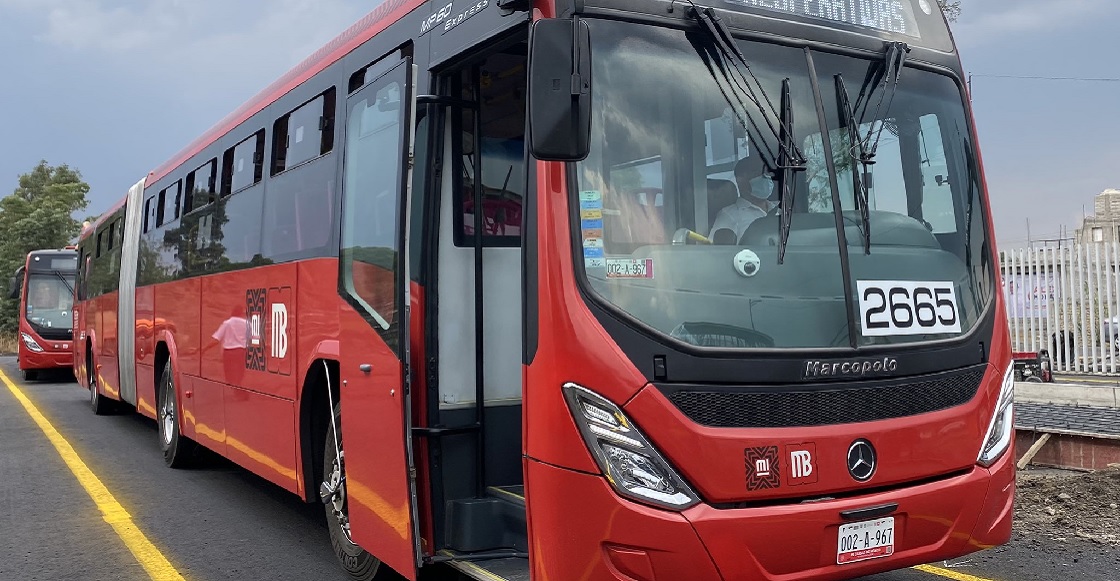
[[157, 362, 196, 468], [22, 369, 38, 382], [322, 404, 386, 581]]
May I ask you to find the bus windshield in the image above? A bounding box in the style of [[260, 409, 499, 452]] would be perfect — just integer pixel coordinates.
[[25, 272, 75, 333], [575, 19, 993, 350]]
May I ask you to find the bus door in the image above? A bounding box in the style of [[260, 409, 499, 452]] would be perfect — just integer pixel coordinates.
[[336, 58, 421, 578]]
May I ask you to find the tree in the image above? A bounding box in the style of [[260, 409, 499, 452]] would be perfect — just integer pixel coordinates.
[[937, 0, 961, 22], [0, 161, 90, 332]]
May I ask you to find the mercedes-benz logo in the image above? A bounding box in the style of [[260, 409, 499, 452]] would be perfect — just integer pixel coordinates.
[[847, 439, 877, 482]]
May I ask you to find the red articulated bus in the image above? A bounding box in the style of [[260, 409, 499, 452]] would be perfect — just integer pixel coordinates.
[[10, 248, 78, 381], [73, 0, 1015, 579]]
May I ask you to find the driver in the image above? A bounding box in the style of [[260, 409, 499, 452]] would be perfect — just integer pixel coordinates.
[[709, 154, 775, 243]]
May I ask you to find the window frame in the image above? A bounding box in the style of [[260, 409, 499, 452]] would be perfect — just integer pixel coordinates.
[[222, 130, 266, 196], [272, 87, 337, 176], [185, 158, 217, 214]]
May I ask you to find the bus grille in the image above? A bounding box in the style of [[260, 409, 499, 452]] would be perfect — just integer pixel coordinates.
[[663, 365, 988, 428]]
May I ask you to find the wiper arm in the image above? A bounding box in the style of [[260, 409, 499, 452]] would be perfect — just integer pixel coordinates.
[[686, 3, 805, 175], [836, 73, 872, 255], [685, 4, 806, 263], [54, 271, 75, 295], [834, 42, 911, 255], [863, 42, 910, 161]]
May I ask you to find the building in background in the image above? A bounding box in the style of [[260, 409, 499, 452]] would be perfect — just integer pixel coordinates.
[[1077, 188, 1120, 244]]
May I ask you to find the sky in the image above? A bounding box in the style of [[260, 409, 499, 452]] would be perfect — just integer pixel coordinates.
[[1, 0, 1118, 250]]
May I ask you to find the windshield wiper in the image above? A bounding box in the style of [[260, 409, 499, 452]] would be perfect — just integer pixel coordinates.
[[685, 3, 805, 261], [836, 73, 872, 255], [53, 271, 75, 295], [835, 41, 910, 255], [775, 78, 802, 264]]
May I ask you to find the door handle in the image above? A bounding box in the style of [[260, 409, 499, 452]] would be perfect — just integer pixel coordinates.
[[359, 363, 372, 374]]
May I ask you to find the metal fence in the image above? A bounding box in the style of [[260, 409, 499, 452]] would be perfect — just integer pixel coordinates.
[[1001, 244, 1120, 374]]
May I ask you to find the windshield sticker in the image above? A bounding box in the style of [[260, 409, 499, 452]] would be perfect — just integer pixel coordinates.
[[580, 190, 602, 202], [605, 258, 654, 279], [584, 247, 605, 259], [585, 257, 606, 269], [856, 281, 961, 336], [581, 208, 603, 220]]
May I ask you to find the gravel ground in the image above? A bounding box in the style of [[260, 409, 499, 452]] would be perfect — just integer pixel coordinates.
[[1015, 465, 1120, 546]]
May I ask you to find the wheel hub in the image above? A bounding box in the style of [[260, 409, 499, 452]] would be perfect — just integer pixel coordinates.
[[322, 451, 352, 542], [160, 396, 175, 445]]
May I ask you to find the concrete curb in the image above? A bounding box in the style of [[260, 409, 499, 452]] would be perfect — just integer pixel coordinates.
[[1015, 381, 1120, 409]]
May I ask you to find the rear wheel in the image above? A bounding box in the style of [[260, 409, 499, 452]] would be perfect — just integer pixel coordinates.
[[322, 403, 386, 580], [89, 358, 112, 415], [157, 362, 196, 468], [21, 369, 38, 382]]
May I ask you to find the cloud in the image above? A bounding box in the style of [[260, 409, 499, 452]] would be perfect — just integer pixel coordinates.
[[1, 0, 377, 99], [953, 0, 1113, 47]]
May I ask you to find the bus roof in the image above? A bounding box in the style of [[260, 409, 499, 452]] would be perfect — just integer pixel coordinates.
[[26, 248, 78, 272]]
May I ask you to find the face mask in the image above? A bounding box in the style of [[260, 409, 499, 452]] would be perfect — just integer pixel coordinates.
[[750, 175, 775, 199]]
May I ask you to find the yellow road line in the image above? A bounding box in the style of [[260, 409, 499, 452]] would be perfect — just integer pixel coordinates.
[[0, 370, 186, 581], [914, 563, 997, 581]]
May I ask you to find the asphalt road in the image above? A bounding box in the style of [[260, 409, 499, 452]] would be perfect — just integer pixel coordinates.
[[1, 356, 1116, 581]]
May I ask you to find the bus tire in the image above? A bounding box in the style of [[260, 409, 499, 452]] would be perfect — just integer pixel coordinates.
[[322, 403, 385, 581], [89, 361, 113, 416], [22, 369, 38, 382], [157, 362, 196, 468]]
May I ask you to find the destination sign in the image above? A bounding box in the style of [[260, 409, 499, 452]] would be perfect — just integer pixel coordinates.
[[724, 0, 925, 38]]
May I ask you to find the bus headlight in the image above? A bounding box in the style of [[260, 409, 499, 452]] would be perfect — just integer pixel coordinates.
[[978, 364, 1015, 467], [562, 383, 700, 510], [20, 332, 44, 353]]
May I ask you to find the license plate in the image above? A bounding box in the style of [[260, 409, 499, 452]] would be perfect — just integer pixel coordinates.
[[836, 517, 895, 565]]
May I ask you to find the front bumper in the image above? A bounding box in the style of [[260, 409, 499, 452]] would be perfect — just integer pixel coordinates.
[[525, 448, 1014, 580], [19, 344, 74, 371]]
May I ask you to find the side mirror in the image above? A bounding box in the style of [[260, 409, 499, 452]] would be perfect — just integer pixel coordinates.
[[8, 272, 22, 300], [528, 18, 591, 161]]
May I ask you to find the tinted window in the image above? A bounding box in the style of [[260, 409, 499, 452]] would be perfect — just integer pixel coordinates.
[[186, 159, 216, 212], [158, 181, 182, 226], [225, 130, 265, 194], [273, 89, 336, 174]]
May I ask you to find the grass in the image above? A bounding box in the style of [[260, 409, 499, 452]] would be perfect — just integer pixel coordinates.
[[0, 333, 17, 356]]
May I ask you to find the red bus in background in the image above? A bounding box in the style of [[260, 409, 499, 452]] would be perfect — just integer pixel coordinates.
[[73, 0, 1015, 580], [9, 248, 78, 381]]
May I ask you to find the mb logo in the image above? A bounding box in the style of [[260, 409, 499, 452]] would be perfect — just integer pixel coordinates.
[[266, 287, 292, 376], [785, 443, 818, 486], [790, 450, 813, 478], [271, 303, 288, 359]]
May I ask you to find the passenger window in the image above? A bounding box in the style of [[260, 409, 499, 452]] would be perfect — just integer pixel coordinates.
[[272, 88, 335, 174], [158, 181, 182, 226], [156, 189, 166, 228], [144, 196, 157, 233], [349, 50, 402, 93], [223, 130, 265, 195], [186, 159, 217, 212]]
